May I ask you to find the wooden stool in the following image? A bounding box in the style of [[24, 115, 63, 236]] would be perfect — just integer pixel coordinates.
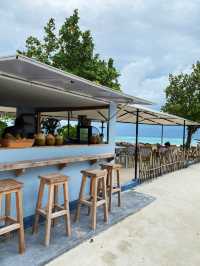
[[0, 179, 25, 254], [32, 173, 71, 246], [100, 163, 122, 212], [75, 169, 108, 230]]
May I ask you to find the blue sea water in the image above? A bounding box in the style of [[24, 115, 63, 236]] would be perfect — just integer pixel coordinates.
[[115, 136, 197, 146]]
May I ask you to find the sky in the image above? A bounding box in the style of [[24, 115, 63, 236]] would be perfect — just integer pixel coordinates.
[[1, 0, 200, 109]]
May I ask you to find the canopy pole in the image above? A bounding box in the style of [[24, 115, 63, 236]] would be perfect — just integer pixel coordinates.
[[161, 124, 164, 145], [134, 109, 139, 180], [101, 121, 104, 135], [183, 120, 186, 150]]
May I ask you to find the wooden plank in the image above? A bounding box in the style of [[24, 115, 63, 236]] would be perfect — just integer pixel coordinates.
[[37, 208, 46, 217], [51, 210, 67, 219], [0, 223, 20, 235], [0, 153, 114, 173]]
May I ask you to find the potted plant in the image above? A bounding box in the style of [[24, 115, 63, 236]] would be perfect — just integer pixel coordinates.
[[41, 118, 61, 135]]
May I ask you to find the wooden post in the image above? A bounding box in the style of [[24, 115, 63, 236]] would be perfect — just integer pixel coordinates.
[[106, 121, 109, 144], [67, 112, 70, 138], [183, 120, 186, 150], [134, 109, 139, 180], [101, 121, 104, 135], [161, 124, 164, 145], [36, 112, 41, 133]]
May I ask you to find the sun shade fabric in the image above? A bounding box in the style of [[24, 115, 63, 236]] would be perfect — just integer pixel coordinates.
[[41, 104, 199, 126], [0, 55, 152, 107], [117, 105, 200, 126]]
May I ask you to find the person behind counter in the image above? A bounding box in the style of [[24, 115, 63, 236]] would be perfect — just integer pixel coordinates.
[[3, 116, 27, 138], [164, 141, 171, 148]]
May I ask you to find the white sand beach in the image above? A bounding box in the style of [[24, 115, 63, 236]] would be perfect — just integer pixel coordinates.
[[47, 163, 200, 266]]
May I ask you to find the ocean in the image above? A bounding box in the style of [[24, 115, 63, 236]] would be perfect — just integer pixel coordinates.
[[115, 136, 198, 146]]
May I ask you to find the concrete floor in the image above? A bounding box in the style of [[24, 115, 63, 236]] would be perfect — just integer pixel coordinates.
[[0, 190, 154, 266], [47, 163, 200, 266]]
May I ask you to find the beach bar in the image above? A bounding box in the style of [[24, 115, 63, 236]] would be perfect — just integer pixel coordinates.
[[0, 55, 152, 227]]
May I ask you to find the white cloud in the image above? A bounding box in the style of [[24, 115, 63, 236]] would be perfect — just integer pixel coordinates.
[[119, 58, 168, 104], [0, 0, 200, 106]]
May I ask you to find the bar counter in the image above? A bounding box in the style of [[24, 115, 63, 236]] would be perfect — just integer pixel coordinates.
[[0, 144, 115, 224]]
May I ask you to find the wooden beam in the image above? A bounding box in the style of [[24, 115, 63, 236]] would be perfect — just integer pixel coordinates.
[[0, 223, 20, 235], [36, 105, 109, 113]]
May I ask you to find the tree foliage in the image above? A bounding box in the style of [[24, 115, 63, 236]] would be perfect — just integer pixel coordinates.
[[162, 62, 200, 148], [18, 9, 121, 91]]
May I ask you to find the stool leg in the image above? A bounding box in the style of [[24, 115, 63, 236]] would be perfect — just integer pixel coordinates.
[[117, 169, 121, 207], [108, 170, 113, 212], [52, 185, 58, 227], [75, 175, 87, 222], [16, 190, 25, 254], [33, 180, 45, 234], [102, 176, 108, 223], [44, 184, 54, 246], [87, 177, 94, 216], [91, 178, 97, 230], [0, 193, 2, 219], [63, 182, 71, 236], [5, 193, 11, 238]]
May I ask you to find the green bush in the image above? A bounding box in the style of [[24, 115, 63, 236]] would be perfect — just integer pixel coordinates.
[[0, 120, 8, 138], [58, 125, 77, 140]]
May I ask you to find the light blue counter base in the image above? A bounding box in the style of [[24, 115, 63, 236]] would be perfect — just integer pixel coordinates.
[[0, 144, 114, 221]]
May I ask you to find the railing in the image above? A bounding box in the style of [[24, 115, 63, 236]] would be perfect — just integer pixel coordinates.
[[115, 145, 200, 184], [139, 149, 185, 183], [139, 147, 200, 183]]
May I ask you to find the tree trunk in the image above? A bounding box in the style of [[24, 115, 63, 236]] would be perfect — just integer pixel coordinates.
[[186, 126, 199, 149]]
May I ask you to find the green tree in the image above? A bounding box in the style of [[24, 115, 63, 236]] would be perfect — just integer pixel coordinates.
[[162, 62, 200, 148], [18, 9, 120, 91]]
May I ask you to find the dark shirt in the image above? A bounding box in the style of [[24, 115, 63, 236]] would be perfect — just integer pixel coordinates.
[[3, 126, 25, 138]]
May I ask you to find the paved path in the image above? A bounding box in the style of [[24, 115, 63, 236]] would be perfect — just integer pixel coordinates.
[[47, 164, 200, 266]]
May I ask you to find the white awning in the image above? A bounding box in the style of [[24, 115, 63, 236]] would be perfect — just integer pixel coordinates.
[[41, 104, 200, 126], [0, 106, 16, 115], [117, 105, 200, 126], [0, 55, 152, 109]]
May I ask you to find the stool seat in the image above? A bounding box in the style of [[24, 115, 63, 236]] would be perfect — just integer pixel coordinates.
[[81, 169, 107, 178], [100, 163, 122, 170], [0, 179, 23, 193], [39, 173, 68, 184]]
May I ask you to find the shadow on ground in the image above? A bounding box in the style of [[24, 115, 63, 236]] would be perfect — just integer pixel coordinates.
[[0, 190, 155, 266]]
